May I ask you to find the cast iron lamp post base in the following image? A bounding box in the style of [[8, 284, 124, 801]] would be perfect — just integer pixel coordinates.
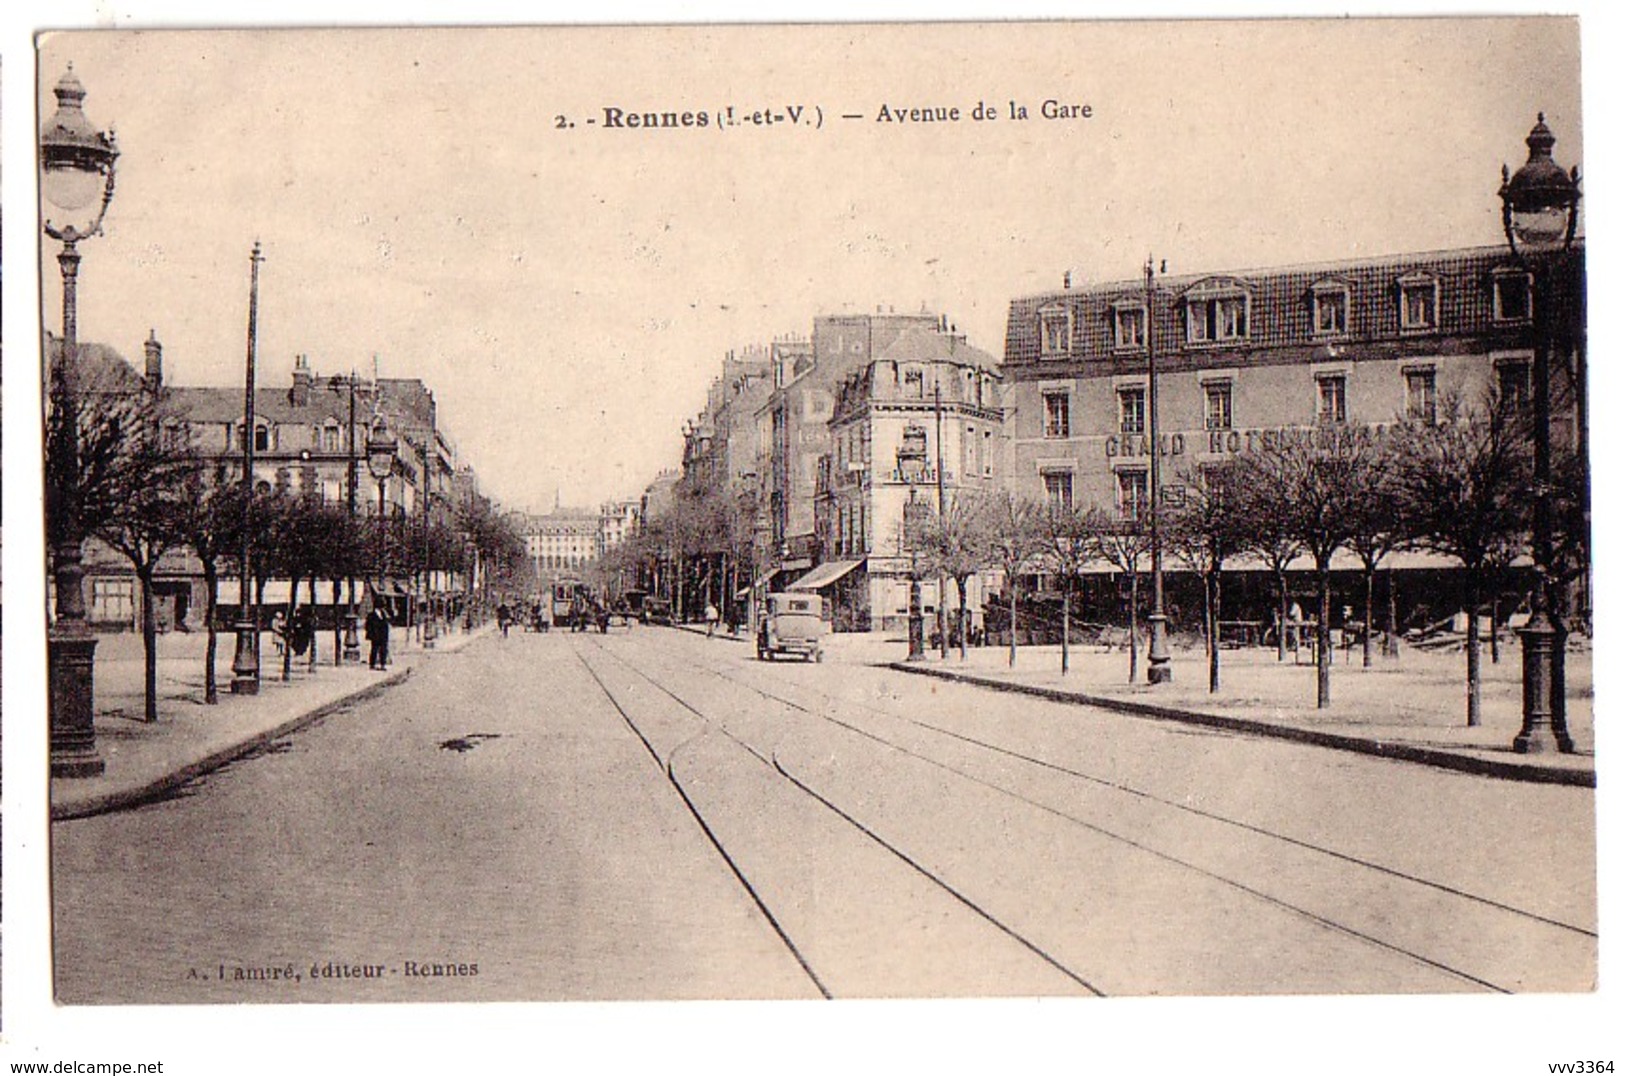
[[49, 632, 104, 777], [906, 577, 925, 661], [230, 621, 260, 695], [343, 611, 363, 663], [1147, 613, 1172, 684], [1513, 614, 1573, 754]]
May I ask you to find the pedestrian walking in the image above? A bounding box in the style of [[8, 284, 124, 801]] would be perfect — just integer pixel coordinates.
[[705, 601, 719, 638], [365, 604, 391, 670], [497, 600, 512, 637]]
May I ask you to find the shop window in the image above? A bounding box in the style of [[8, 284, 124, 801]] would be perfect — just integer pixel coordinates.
[[92, 579, 135, 624]]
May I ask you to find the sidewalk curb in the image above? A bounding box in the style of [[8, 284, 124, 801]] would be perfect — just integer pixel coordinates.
[[674, 623, 749, 644], [52, 667, 414, 821], [885, 662, 1595, 789]]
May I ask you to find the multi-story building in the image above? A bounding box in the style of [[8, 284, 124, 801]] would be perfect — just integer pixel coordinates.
[[53, 334, 470, 630], [681, 347, 773, 495], [598, 499, 642, 556], [758, 311, 945, 584], [1002, 242, 1585, 617], [813, 328, 1005, 631], [523, 509, 601, 577]]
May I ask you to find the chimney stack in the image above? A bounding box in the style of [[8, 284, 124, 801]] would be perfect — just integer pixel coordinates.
[[143, 329, 163, 391], [291, 353, 313, 406]]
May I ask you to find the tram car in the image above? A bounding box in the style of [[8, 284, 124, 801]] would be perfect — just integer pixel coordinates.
[[551, 579, 584, 624]]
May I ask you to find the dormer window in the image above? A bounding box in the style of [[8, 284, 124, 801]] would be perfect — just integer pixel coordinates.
[[1039, 305, 1072, 357], [1311, 281, 1350, 336], [1184, 281, 1250, 344], [1398, 273, 1439, 332], [1113, 302, 1147, 350], [1492, 269, 1533, 322], [238, 423, 272, 452]]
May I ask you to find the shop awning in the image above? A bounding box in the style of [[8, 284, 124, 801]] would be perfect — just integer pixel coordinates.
[[788, 559, 865, 591], [217, 580, 295, 605], [741, 569, 783, 599]]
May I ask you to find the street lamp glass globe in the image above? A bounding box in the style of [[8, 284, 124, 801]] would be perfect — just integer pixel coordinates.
[[1509, 205, 1572, 253], [41, 162, 104, 214], [367, 429, 398, 480]]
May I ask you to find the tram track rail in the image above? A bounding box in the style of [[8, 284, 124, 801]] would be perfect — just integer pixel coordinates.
[[573, 630, 1595, 995], [572, 640, 1105, 998], [684, 642, 1596, 942]]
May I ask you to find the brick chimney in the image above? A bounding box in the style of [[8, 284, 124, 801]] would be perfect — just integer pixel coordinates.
[[290, 353, 313, 406], [143, 329, 163, 391]]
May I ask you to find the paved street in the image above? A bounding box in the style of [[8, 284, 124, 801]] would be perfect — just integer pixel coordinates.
[[53, 625, 1596, 1002]]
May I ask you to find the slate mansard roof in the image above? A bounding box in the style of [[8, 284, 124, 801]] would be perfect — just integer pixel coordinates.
[[1003, 242, 1585, 371]]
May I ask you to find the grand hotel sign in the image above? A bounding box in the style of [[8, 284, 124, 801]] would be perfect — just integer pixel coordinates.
[[1103, 424, 1383, 460]]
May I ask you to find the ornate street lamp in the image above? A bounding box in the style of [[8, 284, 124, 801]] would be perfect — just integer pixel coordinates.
[[328, 372, 364, 662], [42, 65, 118, 777], [903, 495, 927, 660], [1501, 113, 1581, 754], [367, 422, 399, 595], [230, 242, 265, 695], [421, 483, 438, 648], [1145, 255, 1173, 685]]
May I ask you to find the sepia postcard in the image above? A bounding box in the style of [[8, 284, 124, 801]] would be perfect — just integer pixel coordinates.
[[5, 13, 1618, 1075]]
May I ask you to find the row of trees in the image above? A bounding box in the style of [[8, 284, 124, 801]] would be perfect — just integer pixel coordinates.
[[602, 477, 759, 623], [907, 390, 1584, 724], [47, 369, 529, 724]]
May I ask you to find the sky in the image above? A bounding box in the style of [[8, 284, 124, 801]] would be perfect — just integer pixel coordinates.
[[27, 18, 1584, 515]]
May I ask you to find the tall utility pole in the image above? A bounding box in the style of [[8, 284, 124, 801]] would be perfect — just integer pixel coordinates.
[[934, 378, 949, 658], [1146, 254, 1172, 685], [345, 371, 362, 661], [230, 241, 265, 695]]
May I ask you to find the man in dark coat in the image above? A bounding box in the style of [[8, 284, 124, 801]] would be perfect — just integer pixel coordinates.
[[366, 604, 391, 669]]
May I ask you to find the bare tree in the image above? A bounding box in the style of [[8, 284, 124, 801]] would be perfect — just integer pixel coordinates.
[[978, 491, 1042, 667], [918, 492, 989, 660], [1234, 480, 1302, 663], [1236, 426, 1378, 709], [1166, 462, 1246, 693], [265, 494, 358, 681], [1083, 505, 1149, 683], [177, 475, 250, 703], [1346, 438, 1404, 668], [1040, 502, 1094, 676], [1388, 392, 1531, 726], [68, 401, 198, 723]]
